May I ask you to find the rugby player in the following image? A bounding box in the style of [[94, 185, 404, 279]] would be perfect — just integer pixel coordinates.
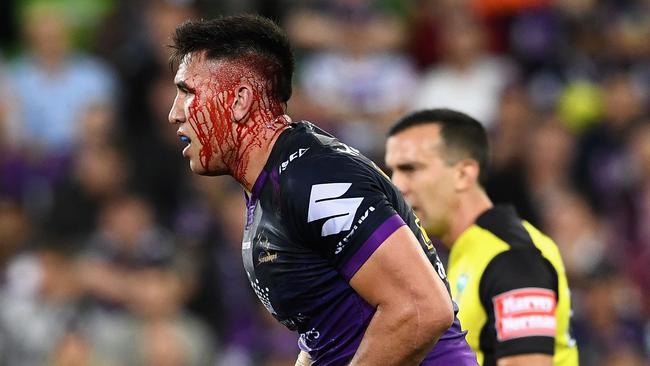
[[168, 15, 477, 366]]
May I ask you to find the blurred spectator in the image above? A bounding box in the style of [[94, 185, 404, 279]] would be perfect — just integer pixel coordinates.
[[0, 199, 29, 273], [599, 347, 648, 366], [2, 1, 118, 223], [73, 194, 218, 365], [542, 191, 607, 282], [613, 121, 650, 316], [7, 1, 117, 155], [571, 72, 646, 215], [44, 143, 131, 243], [289, 0, 417, 158], [0, 56, 31, 201], [286, 0, 405, 52], [78, 103, 120, 150], [404, 0, 445, 71], [411, 10, 515, 128], [77, 195, 176, 307], [95, 0, 194, 224], [50, 331, 101, 366], [484, 85, 540, 223], [525, 118, 576, 215], [573, 267, 646, 365], [119, 265, 216, 366], [0, 247, 83, 366]]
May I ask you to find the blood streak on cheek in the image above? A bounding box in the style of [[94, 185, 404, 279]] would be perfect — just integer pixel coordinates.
[[187, 88, 218, 170]]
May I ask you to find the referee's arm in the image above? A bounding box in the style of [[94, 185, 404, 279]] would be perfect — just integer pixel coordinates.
[[482, 250, 557, 366]]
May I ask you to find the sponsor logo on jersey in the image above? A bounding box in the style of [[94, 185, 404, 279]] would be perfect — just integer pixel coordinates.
[[335, 206, 375, 254], [307, 183, 364, 236], [493, 287, 557, 341], [279, 147, 309, 174], [258, 250, 278, 264]]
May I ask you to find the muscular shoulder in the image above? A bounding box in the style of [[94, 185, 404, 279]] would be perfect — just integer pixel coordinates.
[[270, 123, 403, 268]]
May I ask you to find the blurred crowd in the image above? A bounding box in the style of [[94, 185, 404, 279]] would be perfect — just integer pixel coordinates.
[[0, 0, 648, 365]]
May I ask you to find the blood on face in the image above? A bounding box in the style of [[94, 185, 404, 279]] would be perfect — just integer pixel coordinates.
[[186, 56, 284, 184]]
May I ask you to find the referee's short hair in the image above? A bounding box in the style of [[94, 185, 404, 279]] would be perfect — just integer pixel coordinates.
[[388, 109, 490, 185]]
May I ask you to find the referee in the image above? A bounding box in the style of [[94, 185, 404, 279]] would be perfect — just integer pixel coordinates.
[[385, 109, 579, 366]]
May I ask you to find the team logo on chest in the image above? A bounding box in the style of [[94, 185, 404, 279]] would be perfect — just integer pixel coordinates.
[[255, 232, 278, 264], [256, 232, 271, 249]]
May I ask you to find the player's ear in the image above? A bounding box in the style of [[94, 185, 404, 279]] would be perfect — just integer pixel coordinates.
[[232, 83, 254, 122], [454, 159, 480, 192]]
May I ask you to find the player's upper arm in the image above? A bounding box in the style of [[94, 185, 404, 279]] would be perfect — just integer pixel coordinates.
[[349, 225, 453, 330], [480, 249, 558, 360]]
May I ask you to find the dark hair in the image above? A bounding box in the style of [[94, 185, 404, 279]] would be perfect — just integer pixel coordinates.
[[388, 109, 490, 184], [171, 14, 295, 103]]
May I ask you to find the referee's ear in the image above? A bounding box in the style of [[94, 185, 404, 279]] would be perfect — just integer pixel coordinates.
[[454, 158, 480, 192]]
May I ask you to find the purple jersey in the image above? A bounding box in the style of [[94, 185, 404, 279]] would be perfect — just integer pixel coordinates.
[[242, 121, 477, 365]]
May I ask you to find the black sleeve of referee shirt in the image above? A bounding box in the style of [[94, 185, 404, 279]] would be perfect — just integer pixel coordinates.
[[479, 248, 559, 360]]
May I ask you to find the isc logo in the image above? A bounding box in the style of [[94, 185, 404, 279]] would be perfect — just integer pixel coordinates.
[[279, 148, 309, 174]]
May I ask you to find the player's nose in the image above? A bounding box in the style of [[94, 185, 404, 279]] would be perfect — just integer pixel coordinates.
[[168, 97, 185, 125]]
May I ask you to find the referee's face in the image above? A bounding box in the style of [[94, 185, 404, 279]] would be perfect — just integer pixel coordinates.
[[385, 124, 458, 244]]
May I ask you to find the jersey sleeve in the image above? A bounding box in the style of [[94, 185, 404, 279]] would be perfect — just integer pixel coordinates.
[[479, 249, 559, 359], [282, 152, 406, 282]]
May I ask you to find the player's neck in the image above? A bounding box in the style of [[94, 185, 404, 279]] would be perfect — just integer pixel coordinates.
[[447, 187, 493, 246], [234, 113, 291, 192]]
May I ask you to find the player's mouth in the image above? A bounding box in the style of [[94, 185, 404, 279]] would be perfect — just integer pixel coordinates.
[[178, 133, 191, 156]]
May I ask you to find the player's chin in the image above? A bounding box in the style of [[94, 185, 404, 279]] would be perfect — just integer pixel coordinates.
[[189, 160, 209, 175], [189, 160, 224, 176]]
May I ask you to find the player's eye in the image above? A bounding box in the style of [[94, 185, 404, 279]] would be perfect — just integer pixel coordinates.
[[176, 82, 194, 95]]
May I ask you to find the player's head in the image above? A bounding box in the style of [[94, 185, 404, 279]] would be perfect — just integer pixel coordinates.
[[385, 109, 489, 239], [168, 14, 294, 176]]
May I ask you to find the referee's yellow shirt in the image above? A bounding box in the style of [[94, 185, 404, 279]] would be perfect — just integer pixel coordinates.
[[448, 206, 579, 366]]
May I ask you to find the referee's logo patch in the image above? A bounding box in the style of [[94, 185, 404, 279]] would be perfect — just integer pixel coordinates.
[[493, 288, 557, 341]]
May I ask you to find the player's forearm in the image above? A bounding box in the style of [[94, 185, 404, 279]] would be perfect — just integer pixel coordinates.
[[348, 301, 450, 365]]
